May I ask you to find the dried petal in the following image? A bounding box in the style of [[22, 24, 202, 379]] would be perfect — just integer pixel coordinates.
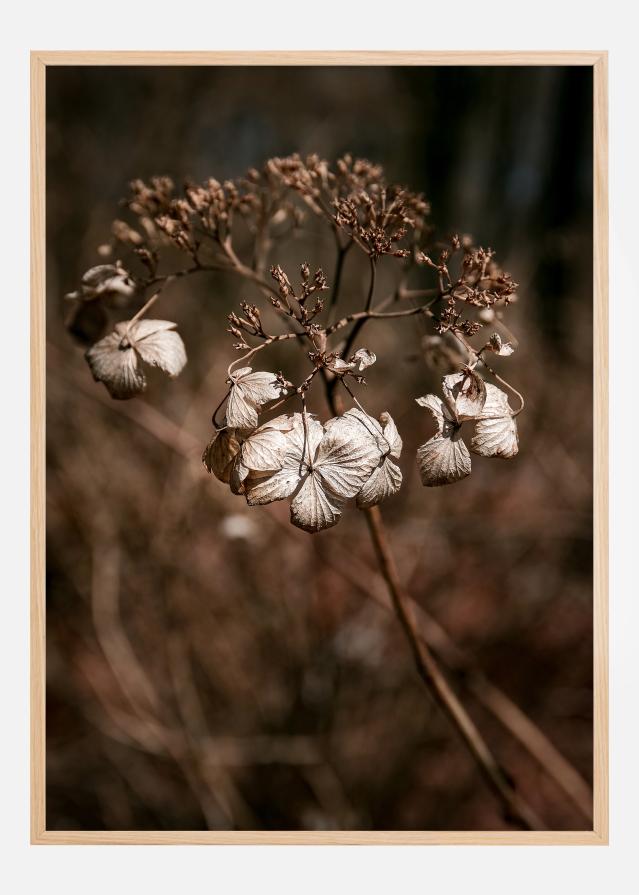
[[85, 331, 146, 399], [470, 383, 519, 458], [487, 333, 515, 356], [356, 459, 402, 508], [417, 428, 471, 486], [335, 408, 403, 508], [290, 473, 344, 533], [86, 317, 186, 399], [327, 357, 355, 374], [126, 319, 187, 377], [442, 370, 487, 421], [226, 367, 289, 429], [379, 411, 402, 460], [244, 467, 301, 504], [202, 429, 241, 483], [351, 348, 376, 371], [66, 264, 136, 305], [243, 413, 323, 506], [416, 394, 454, 434], [314, 414, 380, 501]]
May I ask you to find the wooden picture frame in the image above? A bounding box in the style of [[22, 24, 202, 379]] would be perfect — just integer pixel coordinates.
[[31, 50, 608, 845]]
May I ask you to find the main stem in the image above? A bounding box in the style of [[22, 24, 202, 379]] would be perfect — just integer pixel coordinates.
[[324, 341, 542, 830], [363, 504, 545, 831]]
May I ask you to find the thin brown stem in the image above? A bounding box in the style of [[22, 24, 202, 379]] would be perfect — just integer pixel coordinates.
[[321, 378, 544, 832], [362, 504, 545, 831], [326, 302, 434, 337], [327, 240, 352, 320]]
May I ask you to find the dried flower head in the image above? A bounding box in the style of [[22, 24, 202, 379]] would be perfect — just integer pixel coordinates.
[[215, 411, 384, 532], [73, 152, 524, 532], [416, 373, 518, 486], [86, 318, 187, 399], [65, 263, 136, 306]]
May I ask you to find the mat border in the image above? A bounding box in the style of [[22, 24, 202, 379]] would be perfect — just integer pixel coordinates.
[[30, 50, 609, 846]]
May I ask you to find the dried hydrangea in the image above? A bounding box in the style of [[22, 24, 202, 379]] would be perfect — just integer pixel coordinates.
[[416, 371, 518, 486], [73, 155, 525, 533], [86, 318, 187, 399], [203, 409, 403, 533], [245, 412, 380, 532]]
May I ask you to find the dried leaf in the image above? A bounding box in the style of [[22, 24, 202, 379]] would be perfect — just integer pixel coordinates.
[[470, 383, 519, 458], [226, 367, 288, 429]]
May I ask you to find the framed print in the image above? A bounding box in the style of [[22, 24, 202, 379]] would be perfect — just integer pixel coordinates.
[[31, 51, 608, 844]]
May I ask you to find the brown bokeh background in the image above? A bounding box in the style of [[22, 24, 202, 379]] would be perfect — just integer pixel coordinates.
[[46, 66, 593, 831]]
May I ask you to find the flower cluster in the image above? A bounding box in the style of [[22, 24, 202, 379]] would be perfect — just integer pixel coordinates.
[[203, 406, 402, 533], [416, 369, 519, 486], [66, 153, 524, 533]]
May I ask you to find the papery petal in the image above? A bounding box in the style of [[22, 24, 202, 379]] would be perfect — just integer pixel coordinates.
[[442, 370, 487, 421], [379, 411, 402, 460], [284, 413, 324, 466], [81, 265, 136, 299], [85, 332, 146, 399], [131, 320, 187, 377], [245, 467, 302, 506], [226, 384, 260, 429], [235, 370, 287, 405], [356, 459, 402, 508], [417, 430, 471, 486], [315, 415, 379, 500], [416, 394, 452, 434], [202, 428, 241, 483], [226, 368, 289, 429], [240, 426, 290, 473], [290, 473, 343, 533], [488, 333, 515, 356], [470, 384, 518, 458], [351, 348, 376, 371]]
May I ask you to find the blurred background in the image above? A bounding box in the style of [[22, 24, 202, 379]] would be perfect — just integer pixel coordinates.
[[45, 65, 593, 831]]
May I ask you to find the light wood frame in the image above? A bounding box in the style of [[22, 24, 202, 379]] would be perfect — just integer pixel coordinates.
[[30, 50, 609, 845]]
